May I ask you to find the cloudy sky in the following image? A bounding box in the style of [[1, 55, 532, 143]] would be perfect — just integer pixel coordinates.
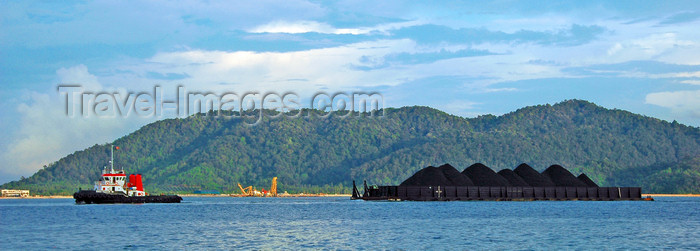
[[1, 1, 700, 183]]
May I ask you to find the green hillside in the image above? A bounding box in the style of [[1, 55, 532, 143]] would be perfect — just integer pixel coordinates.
[[3, 100, 700, 195]]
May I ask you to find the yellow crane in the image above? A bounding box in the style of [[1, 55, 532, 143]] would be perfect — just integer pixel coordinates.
[[270, 177, 277, 197], [237, 177, 278, 197], [238, 183, 253, 196]]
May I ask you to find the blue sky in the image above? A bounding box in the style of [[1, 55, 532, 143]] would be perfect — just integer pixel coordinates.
[[1, 1, 700, 183]]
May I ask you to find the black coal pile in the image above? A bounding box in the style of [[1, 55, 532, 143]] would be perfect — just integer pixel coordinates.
[[542, 165, 588, 187], [400, 164, 474, 186], [497, 169, 530, 187], [462, 163, 511, 186], [400, 166, 449, 186], [513, 163, 556, 187], [438, 164, 475, 186], [577, 173, 599, 187], [400, 162, 601, 188]]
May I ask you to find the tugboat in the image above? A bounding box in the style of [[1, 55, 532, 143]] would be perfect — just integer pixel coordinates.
[[73, 146, 182, 204]]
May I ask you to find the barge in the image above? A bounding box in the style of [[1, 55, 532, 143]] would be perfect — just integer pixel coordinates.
[[352, 182, 645, 201], [351, 163, 650, 201]]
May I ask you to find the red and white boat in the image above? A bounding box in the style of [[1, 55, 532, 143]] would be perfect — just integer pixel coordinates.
[[73, 146, 182, 204]]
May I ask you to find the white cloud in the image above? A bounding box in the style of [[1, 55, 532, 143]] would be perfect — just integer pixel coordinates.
[[680, 80, 700, 85], [490, 16, 574, 32], [248, 20, 423, 35], [605, 33, 695, 62], [439, 100, 483, 117], [595, 71, 700, 80], [129, 39, 421, 94], [1, 65, 152, 178], [56, 64, 102, 89], [607, 43, 623, 55], [662, 71, 700, 78], [645, 90, 700, 118], [248, 20, 364, 34], [118, 38, 569, 99], [1, 0, 327, 47]]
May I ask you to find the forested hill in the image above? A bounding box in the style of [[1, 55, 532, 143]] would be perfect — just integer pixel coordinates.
[[3, 99, 700, 195]]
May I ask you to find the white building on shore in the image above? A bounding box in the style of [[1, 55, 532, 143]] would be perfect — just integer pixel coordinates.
[[1, 189, 30, 197]]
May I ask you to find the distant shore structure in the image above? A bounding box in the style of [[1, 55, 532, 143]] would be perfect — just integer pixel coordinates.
[[1, 189, 29, 197]]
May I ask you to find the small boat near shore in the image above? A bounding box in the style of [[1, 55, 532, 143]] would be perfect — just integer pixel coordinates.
[[73, 146, 181, 204]]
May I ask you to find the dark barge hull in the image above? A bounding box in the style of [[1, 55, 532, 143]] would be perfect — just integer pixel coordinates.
[[73, 190, 182, 204], [352, 182, 645, 201]]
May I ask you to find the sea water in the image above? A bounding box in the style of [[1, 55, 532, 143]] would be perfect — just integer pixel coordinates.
[[1, 197, 699, 250]]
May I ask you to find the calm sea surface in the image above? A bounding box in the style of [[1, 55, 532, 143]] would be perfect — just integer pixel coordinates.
[[1, 196, 699, 250]]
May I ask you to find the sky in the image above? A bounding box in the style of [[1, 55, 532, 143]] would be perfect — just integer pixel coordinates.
[[1, 1, 700, 184]]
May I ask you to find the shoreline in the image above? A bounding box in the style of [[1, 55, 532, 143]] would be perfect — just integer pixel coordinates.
[[0, 195, 73, 199], [1, 194, 352, 199], [642, 194, 700, 197], [180, 193, 351, 197], [4, 193, 699, 199]]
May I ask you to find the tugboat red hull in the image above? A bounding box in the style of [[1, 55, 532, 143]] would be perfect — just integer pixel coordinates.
[[73, 190, 182, 204]]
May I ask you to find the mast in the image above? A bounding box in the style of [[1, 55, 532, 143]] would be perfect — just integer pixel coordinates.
[[110, 144, 114, 171]]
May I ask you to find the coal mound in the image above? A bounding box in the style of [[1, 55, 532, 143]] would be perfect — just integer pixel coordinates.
[[577, 173, 599, 187], [462, 163, 511, 186], [513, 163, 556, 187], [400, 166, 449, 186], [400, 164, 474, 186], [542, 165, 588, 187], [400, 162, 600, 188], [438, 163, 474, 186], [497, 169, 530, 187]]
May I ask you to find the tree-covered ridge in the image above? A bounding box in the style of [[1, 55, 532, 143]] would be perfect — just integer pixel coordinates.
[[3, 100, 700, 195]]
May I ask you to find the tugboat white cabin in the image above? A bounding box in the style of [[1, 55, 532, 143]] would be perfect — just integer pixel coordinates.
[[94, 167, 146, 197]]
